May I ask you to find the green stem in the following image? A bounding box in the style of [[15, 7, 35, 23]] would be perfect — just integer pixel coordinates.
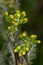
[[24, 54, 30, 65], [8, 43, 15, 65]]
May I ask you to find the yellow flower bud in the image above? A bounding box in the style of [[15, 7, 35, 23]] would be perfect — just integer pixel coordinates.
[[31, 35, 36, 38], [19, 53, 22, 57], [7, 26, 11, 30], [22, 32, 27, 37], [22, 51, 26, 55], [5, 11, 8, 15], [14, 49, 17, 53], [26, 48, 29, 51], [16, 10, 20, 13], [22, 11, 26, 16], [24, 18, 28, 22], [10, 15, 14, 19], [12, 21, 15, 25], [14, 14, 17, 16], [17, 13, 20, 17], [37, 40, 41, 44], [17, 46, 21, 50], [14, 22, 18, 26]]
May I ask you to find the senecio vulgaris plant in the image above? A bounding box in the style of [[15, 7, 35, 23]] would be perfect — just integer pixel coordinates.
[[3, 10, 41, 65]]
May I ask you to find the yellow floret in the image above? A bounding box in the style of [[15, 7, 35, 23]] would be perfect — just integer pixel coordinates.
[[16, 10, 20, 13], [17, 13, 20, 17], [31, 35, 36, 38], [22, 11, 26, 16], [22, 32, 27, 36], [10, 15, 14, 19], [22, 51, 26, 55], [26, 48, 29, 51], [14, 49, 17, 53], [5, 11, 8, 15], [7, 26, 11, 30], [12, 21, 15, 25], [37, 40, 41, 44], [14, 22, 18, 26], [19, 53, 22, 57], [24, 18, 28, 22], [17, 46, 21, 49], [14, 14, 17, 16]]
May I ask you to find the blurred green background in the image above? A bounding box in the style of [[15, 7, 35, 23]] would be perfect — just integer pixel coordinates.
[[0, 0, 43, 65]]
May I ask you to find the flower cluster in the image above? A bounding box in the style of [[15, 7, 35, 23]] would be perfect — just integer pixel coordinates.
[[30, 34, 41, 44], [13, 32, 41, 56], [4, 10, 28, 35], [14, 43, 30, 56], [4, 10, 41, 57]]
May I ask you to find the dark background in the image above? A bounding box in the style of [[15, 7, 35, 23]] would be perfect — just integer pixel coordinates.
[[20, 0, 43, 65]]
